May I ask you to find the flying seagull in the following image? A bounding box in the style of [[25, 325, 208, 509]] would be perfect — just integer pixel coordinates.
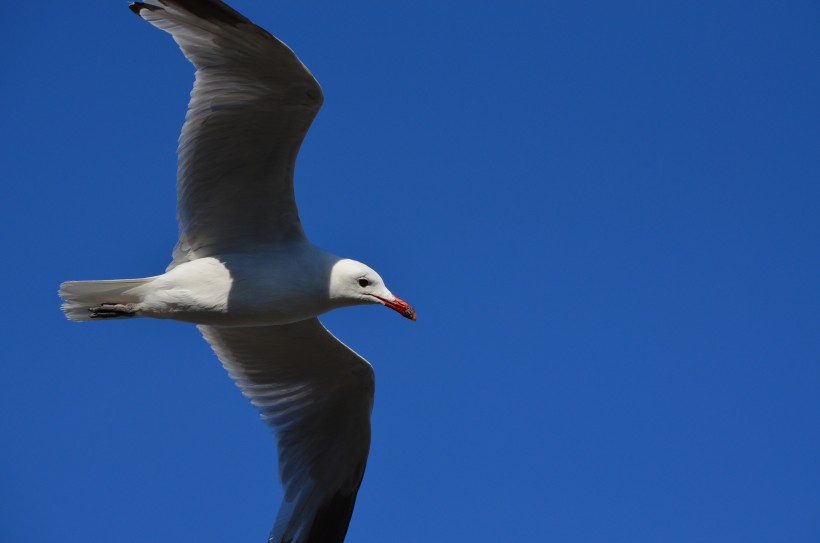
[[59, 1, 415, 542]]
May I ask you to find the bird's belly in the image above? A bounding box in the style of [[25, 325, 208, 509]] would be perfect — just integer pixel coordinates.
[[160, 296, 325, 327], [136, 255, 327, 326]]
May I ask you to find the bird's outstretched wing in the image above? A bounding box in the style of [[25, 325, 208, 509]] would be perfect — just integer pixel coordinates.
[[198, 319, 375, 543], [129, 0, 323, 264]]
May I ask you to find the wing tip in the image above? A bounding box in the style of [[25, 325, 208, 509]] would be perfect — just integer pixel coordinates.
[[129, 0, 253, 27], [128, 2, 161, 16], [301, 487, 360, 543]]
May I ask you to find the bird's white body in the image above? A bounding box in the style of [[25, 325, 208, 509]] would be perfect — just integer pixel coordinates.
[[132, 245, 370, 326]]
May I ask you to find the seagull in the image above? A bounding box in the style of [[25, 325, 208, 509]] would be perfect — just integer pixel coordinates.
[[59, 1, 415, 542]]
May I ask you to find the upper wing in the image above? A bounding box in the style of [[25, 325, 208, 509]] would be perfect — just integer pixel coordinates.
[[130, 0, 323, 264], [198, 319, 375, 543]]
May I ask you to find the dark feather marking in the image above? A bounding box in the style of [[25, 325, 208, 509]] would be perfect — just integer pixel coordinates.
[[129, 0, 250, 27], [164, 0, 252, 27], [128, 2, 160, 16], [302, 463, 367, 543]]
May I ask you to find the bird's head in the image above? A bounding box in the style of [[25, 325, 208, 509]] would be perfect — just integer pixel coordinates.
[[329, 259, 416, 320]]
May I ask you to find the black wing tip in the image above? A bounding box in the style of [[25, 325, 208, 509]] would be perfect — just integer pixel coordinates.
[[177, 0, 253, 26], [301, 484, 364, 543], [129, 0, 251, 26], [128, 2, 161, 16]]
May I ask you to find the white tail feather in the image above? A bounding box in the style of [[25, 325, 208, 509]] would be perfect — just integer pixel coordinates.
[[59, 278, 153, 321]]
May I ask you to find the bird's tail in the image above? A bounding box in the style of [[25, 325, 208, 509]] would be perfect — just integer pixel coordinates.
[[59, 278, 153, 322]]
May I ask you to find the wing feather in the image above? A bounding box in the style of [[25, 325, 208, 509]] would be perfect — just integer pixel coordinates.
[[198, 319, 375, 543], [130, 0, 323, 264]]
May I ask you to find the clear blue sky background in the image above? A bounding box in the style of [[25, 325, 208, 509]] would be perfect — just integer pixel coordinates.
[[1, 1, 818, 541]]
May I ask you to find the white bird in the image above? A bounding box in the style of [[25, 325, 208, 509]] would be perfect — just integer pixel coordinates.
[[59, 1, 415, 542]]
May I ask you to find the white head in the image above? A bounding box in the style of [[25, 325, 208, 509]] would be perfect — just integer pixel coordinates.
[[329, 259, 416, 320]]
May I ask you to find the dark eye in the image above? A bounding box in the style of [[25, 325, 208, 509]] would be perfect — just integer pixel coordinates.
[[358, 278, 369, 288]]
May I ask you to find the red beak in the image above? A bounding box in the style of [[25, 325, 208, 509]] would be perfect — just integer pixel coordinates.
[[373, 294, 416, 321]]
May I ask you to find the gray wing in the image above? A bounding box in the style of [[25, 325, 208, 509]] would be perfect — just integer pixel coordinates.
[[130, 0, 323, 264], [198, 319, 375, 543]]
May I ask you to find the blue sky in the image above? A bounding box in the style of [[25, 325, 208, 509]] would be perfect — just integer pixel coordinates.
[[2, 1, 819, 541]]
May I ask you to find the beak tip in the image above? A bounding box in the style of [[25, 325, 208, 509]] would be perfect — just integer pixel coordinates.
[[375, 294, 416, 321]]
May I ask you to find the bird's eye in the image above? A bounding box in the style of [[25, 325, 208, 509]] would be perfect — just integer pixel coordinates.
[[358, 278, 369, 288]]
